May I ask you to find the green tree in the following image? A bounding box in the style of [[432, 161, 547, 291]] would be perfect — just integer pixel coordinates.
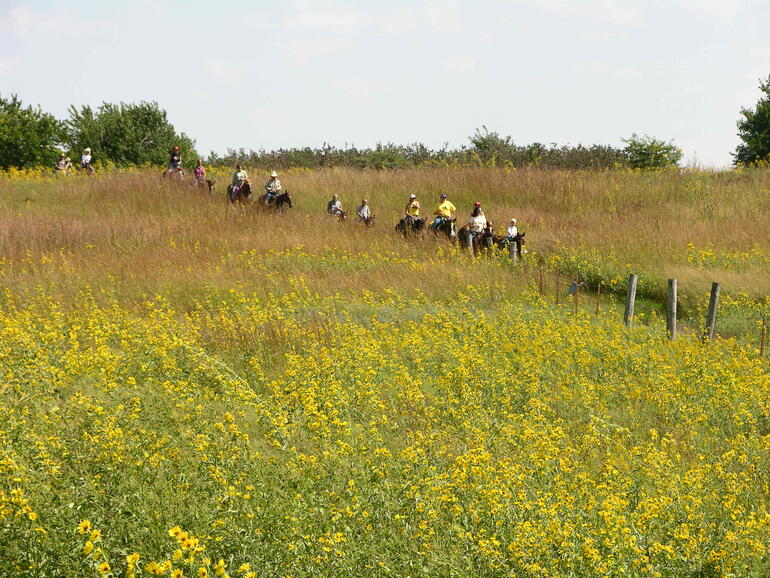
[[0, 94, 66, 169], [622, 133, 682, 169], [734, 75, 770, 166], [468, 126, 515, 165], [66, 101, 196, 167]]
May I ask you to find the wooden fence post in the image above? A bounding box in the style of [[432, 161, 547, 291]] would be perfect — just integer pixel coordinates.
[[538, 266, 544, 294], [704, 282, 720, 341], [595, 283, 601, 317], [667, 278, 677, 341], [555, 275, 560, 305], [574, 280, 579, 315], [624, 274, 638, 328]]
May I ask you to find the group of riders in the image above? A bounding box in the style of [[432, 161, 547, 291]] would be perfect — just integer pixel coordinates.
[[54, 145, 525, 252], [54, 148, 94, 176]]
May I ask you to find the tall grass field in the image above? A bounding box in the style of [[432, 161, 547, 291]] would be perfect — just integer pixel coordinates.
[[1, 166, 770, 576]]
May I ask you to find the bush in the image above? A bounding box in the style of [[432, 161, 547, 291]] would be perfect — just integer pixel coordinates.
[[622, 133, 682, 169]]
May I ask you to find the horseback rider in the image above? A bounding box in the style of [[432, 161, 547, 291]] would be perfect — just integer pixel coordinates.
[[357, 199, 371, 223], [430, 193, 456, 231], [80, 148, 94, 174], [55, 153, 72, 176], [167, 146, 182, 174], [506, 218, 518, 240], [231, 163, 249, 199], [193, 159, 206, 185], [467, 202, 488, 239], [327, 194, 343, 216], [264, 170, 281, 203], [404, 193, 422, 225]]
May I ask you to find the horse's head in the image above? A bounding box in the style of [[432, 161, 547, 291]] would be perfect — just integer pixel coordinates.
[[284, 190, 293, 207], [206, 179, 215, 193]]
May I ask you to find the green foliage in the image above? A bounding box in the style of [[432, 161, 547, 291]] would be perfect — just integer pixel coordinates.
[[211, 129, 628, 171], [66, 101, 196, 166], [734, 75, 770, 166], [468, 125, 515, 164], [0, 95, 66, 169], [622, 133, 682, 169]]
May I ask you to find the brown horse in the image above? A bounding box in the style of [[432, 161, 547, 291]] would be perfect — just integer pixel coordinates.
[[396, 216, 426, 237], [227, 181, 252, 204], [459, 222, 496, 256], [497, 231, 526, 259], [258, 190, 293, 210], [195, 178, 215, 193]]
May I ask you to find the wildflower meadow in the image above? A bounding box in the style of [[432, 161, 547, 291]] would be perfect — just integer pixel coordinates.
[[1, 167, 769, 576]]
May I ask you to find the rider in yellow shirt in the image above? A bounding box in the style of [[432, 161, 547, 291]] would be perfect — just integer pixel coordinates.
[[431, 193, 456, 231]]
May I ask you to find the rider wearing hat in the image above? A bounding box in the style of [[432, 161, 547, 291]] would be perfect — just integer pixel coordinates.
[[81, 148, 94, 174], [404, 193, 421, 222], [264, 170, 281, 203], [431, 193, 456, 231], [167, 146, 181, 174], [506, 218, 518, 239]]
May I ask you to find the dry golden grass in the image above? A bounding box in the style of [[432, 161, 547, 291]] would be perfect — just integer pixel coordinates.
[[1, 166, 769, 307]]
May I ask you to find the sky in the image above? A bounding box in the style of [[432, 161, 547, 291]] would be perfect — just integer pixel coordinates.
[[1, 0, 769, 168]]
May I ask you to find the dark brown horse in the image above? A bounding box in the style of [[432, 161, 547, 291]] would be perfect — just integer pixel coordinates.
[[227, 181, 252, 204], [430, 216, 457, 244], [459, 222, 496, 256], [195, 178, 216, 193], [258, 190, 293, 209], [498, 231, 526, 259], [396, 216, 426, 237]]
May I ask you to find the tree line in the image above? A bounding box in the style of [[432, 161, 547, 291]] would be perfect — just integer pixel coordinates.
[[3, 75, 770, 171]]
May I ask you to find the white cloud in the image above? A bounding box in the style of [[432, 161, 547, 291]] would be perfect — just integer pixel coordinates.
[[533, 0, 643, 27], [573, 62, 641, 79], [378, 5, 419, 34], [672, 0, 747, 22], [0, 56, 18, 74], [282, 37, 353, 64], [284, 0, 371, 35], [421, 1, 463, 32], [441, 55, 476, 72], [581, 30, 628, 41], [205, 58, 238, 82], [332, 75, 391, 98], [0, 4, 110, 38]]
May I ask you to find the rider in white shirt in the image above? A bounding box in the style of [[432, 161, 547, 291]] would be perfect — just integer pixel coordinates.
[[467, 202, 487, 235], [357, 199, 371, 221], [327, 194, 343, 216], [80, 148, 94, 173], [264, 170, 281, 202], [507, 218, 518, 239]]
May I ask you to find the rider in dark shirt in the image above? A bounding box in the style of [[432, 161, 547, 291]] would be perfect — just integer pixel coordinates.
[[168, 146, 181, 174]]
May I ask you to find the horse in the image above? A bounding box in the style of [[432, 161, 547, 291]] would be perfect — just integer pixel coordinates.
[[396, 216, 426, 237], [258, 190, 293, 210], [459, 222, 496, 256], [430, 216, 457, 244], [165, 166, 186, 180], [358, 213, 375, 227], [195, 178, 216, 193], [330, 210, 347, 222], [228, 181, 252, 204], [498, 232, 526, 260]]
